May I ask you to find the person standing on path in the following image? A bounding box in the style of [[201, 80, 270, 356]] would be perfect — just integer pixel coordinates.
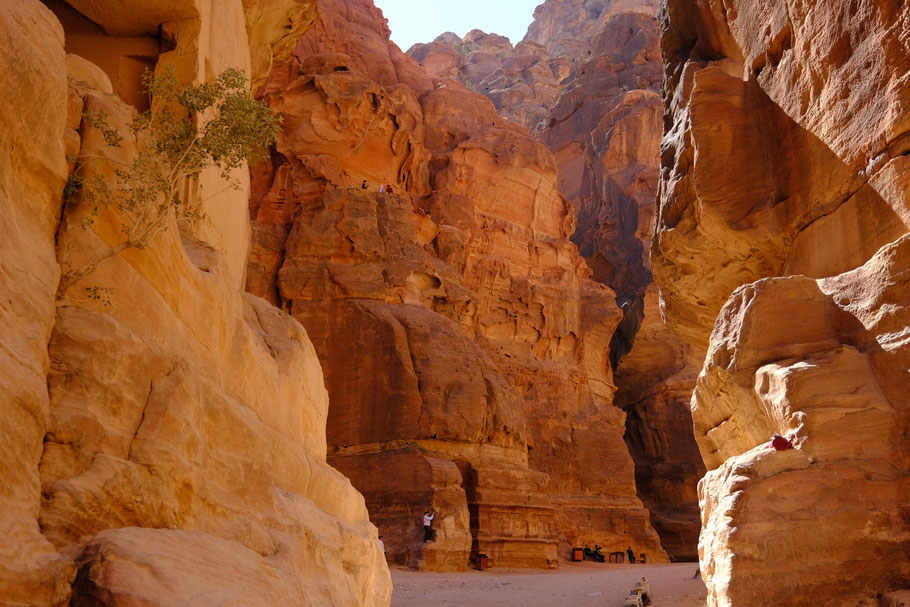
[[423, 510, 435, 542], [626, 546, 636, 564]]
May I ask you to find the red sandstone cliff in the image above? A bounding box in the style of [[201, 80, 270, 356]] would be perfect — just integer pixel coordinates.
[[246, 0, 667, 568], [408, 0, 704, 560], [655, 0, 910, 604]]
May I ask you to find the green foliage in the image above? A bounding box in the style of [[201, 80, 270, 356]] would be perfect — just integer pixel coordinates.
[[82, 109, 123, 147], [59, 66, 280, 298]]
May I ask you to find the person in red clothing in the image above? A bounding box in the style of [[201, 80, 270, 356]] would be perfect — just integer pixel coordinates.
[[770, 433, 792, 450], [386, 184, 394, 194]]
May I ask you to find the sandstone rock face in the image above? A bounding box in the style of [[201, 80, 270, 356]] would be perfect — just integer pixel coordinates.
[[72, 527, 375, 606], [530, 7, 707, 560], [2, 0, 391, 604], [242, 0, 319, 88], [409, 0, 705, 561], [655, 0, 910, 603], [409, 30, 562, 131], [525, 0, 660, 59], [656, 0, 910, 347], [0, 2, 74, 603], [247, 0, 667, 568], [694, 237, 910, 606], [614, 287, 705, 561]]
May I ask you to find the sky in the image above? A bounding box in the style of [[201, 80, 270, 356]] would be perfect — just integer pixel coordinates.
[[372, 0, 543, 52]]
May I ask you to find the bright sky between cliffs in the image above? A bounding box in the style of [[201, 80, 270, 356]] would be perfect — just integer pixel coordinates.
[[373, 0, 542, 53]]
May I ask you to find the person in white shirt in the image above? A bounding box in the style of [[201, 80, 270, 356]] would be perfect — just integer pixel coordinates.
[[378, 535, 385, 553], [423, 510, 435, 542]]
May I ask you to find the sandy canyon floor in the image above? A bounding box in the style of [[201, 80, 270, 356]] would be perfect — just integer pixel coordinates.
[[391, 562, 707, 606]]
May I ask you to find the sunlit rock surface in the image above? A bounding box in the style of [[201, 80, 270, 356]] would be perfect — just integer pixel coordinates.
[[1, 0, 390, 604], [694, 238, 910, 606], [655, 0, 910, 348], [0, 3, 73, 603]]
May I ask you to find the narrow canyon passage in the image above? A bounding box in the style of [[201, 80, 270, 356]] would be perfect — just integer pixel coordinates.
[[0, 0, 907, 605]]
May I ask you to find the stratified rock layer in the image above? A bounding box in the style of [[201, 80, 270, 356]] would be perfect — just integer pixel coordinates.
[[656, 0, 910, 604], [409, 0, 704, 561], [247, 0, 666, 568], [1, 0, 390, 604]]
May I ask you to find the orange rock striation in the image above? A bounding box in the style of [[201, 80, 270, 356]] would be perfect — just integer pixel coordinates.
[[656, 0, 910, 604], [408, 0, 704, 561], [246, 0, 667, 569]]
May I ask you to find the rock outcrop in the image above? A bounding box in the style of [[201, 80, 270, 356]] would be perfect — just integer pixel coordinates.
[[656, 0, 910, 603], [247, 0, 667, 568], [2, 0, 390, 604], [694, 238, 910, 606], [408, 0, 705, 561], [409, 30, 562, 132]]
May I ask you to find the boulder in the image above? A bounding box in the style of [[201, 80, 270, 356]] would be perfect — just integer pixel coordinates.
[[71, 527, 384, 606], [693, 236, 910, 606]]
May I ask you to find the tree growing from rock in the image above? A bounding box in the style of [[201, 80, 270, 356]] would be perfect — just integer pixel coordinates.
[[58, 67, 280, 299]]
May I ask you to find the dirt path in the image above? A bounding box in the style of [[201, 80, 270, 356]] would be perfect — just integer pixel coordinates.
[[391, 562, 707, 606]]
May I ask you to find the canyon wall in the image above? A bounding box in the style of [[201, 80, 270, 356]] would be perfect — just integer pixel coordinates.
[[1, 0, 390, 604], [408, 0, 704, 560], [246, 0, 667, 568], [656, 0, 910, 604]]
